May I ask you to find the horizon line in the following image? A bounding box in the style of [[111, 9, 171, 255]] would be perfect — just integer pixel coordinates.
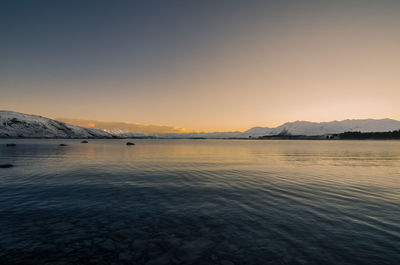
[[1, 110, 398, 134]]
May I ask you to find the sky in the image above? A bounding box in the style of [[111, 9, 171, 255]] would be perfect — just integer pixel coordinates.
[[1, 0, 400, 133]]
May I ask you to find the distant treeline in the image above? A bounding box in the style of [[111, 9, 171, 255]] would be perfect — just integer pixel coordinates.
[[339, 131, 400, 139]]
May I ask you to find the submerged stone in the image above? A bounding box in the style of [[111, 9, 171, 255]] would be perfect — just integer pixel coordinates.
[[0, 164, 13, 168], [132, 239, 147, 250], [118, 251, 132, 262], [145, 253, 171, 265], [101, 239, 116, 251], [59, 144, 68, 146], [177, 238, 215, 263], [221, 260, 235, 265], [126, 142, 135, 146], [83, 240, 92, 247], [147, 243, 163, 256], [81, 140, 89, 143], [6, 143, 16, 147]]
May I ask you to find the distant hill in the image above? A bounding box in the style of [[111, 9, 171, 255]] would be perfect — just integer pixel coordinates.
[[162, 119, 400, 138], [1, 110, 400, 139], [245, 119, 400, 137], [0, 111, 114, 138]]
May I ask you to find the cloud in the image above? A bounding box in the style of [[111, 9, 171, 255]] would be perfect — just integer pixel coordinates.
[[58, 118, 187, 134]]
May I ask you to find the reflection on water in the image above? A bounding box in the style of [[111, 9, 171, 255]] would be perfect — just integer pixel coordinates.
[[0, 139, 399, 265]]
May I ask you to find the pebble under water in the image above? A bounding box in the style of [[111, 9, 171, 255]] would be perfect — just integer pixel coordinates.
[[0, 139, 399, 265]]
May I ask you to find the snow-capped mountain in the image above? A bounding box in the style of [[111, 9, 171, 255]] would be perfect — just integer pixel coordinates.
[[244, 119, 400, 137], [1, 110, 399, 139], [0, 111, 114, 138], [161, 119, 400, 138]]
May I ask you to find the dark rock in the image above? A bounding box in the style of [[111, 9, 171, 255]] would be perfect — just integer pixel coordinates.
[[81, 140, 89, 143], [101, 239, 115, 251], [170, 257, 181, 265], [50, 222, 74, 231], [59, 144, 68, 146], [89, 258, 103, 264], [36, 244, 57, 252], [83, 240, 92, 247], [132, 239, 147, 250], [145, 253, 172, 265], [148, 243, 163, 256], [6, 143, 16, 147], [118, 251, 132, 262], [221, 260, 234, 265], [177, 238, 214, 264], [0, 164, 13, 168], [126, 142, 135, 146], [63, 247, 74, 253], [93, 237, 104, 245], [167, 237, 182, 249], [116, 242, 130, 250], [110, 221, 126, 230]]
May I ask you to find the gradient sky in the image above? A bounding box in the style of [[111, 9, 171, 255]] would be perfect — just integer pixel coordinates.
[[1, 0, 400, 132]]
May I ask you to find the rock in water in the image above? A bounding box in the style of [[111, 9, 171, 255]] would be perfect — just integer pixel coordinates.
[[145, 253, 171, 265], [101, 239, 116, 251], [221, 260, 235, 265], [6, 143, 16, 147], [59, 144, 68, 146], [126, 142, 135, 146], [177, 238, 214, 264], [81, 140, 88, 143], [118, 252, 132, 262], [0, 164, 13, 168]]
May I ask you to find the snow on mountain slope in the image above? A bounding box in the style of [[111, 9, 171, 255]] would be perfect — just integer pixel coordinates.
[[0, 111, 114, 138], [246, 119, 400, 137], [164, 119, 400, 138], [241, 127, 274, 137], [1, 110, 399, 138], [151, 119, 400, 138]]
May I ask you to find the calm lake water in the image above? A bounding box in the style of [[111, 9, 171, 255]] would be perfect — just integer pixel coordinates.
[[0, 139, 399, 265]]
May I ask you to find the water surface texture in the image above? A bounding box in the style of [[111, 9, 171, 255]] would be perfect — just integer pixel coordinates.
[[0, 139, 399, 265]]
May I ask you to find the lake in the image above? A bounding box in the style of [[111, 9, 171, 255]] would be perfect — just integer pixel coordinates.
[[0, 139, 399, 265]]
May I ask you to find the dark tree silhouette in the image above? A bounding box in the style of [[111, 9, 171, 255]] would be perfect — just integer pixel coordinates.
[[339, 130, 400, 139]]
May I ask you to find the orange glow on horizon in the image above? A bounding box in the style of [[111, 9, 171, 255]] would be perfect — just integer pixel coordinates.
[[1, 2, 399, 132]]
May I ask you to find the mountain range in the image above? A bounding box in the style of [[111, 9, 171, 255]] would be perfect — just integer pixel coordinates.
[[166, 119, 400, 138], [1, 110, 400, 139], [0, 111, 114, 138]]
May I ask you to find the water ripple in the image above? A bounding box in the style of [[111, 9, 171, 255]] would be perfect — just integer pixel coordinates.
[[0, 139, 399, 265]]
